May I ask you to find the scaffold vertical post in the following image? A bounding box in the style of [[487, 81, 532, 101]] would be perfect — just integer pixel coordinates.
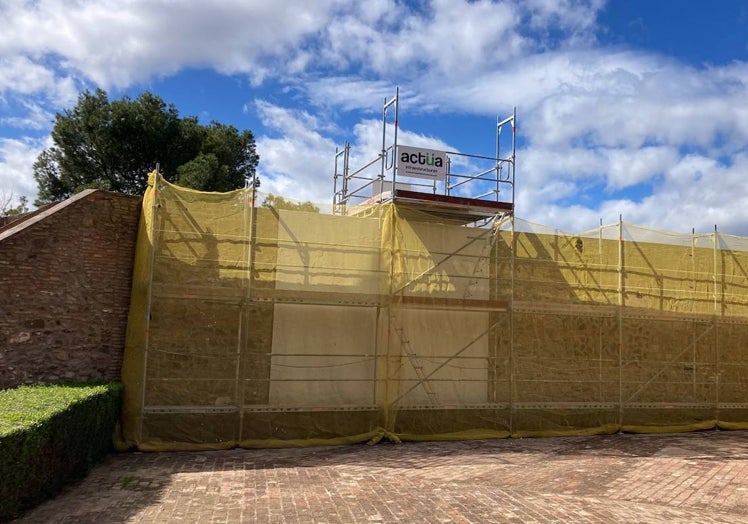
[[713, 225, 718, 313], [691, 227, 697, 305], [343, 141, 350, 199], [691, 227, 697, 396], [496, 115, 502, 200], [618, 215, 624, 308], [599, 218, 604, 298], [495, 108, 516, 205], [139, 167, 161, 442], [381, 87, 399, 200], [617, 214, 624, 428], [333, 145, 339, 211], [509, 214, 516, 433], [511, 107, 516, 206], [236, 177, 259, 441]]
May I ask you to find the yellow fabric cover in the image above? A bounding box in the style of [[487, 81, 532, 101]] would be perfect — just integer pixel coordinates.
[[119, 176, 748, 450]]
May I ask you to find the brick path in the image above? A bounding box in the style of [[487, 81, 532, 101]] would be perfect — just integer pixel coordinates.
[[16, 430, 748, 523]]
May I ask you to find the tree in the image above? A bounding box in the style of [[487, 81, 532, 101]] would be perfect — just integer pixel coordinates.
[[1, 191, 29, 217], [33, 89, 259, 205], [176, 122, 257, 192], [262, 194, 320, 213]]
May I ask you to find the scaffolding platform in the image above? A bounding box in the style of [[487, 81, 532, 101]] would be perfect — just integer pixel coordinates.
[[393, 190, 513, 224], [349, 188, 514, 223], [349, 189, 513, 224]]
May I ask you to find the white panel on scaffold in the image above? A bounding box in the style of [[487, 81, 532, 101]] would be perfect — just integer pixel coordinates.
[[397, 145, 448, 181]]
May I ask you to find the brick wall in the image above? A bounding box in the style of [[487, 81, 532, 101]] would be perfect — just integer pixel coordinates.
[[0, 190, 142, 388]]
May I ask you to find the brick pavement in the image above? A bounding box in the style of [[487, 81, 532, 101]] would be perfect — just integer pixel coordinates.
[[15, 430, 748, 523]]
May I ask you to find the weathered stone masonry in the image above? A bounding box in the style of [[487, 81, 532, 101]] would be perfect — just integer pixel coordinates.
[[0, 190, 141, 388]]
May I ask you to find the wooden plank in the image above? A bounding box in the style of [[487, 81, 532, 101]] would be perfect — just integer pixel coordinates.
[[396, 190, 513, 212]]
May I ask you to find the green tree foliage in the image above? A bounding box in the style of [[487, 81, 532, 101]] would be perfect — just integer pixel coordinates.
[[262, 194, 320, 213], [33, 89, 259, 205], [8, 196, 29, 215], [0, 193, 29, 217]]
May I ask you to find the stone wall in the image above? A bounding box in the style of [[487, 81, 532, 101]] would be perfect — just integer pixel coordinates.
[[0, 190, 142, 388]]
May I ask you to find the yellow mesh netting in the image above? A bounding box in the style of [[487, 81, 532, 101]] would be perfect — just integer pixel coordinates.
[[119, 174, 748, 451]]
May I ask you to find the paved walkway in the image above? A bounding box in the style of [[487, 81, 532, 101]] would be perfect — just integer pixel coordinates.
[[16, 430, 748, 523]]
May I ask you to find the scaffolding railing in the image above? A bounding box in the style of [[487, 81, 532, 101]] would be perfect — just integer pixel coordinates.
[[333, 87, 516, 221]]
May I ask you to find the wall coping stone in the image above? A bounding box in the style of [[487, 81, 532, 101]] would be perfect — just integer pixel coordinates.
[[0, 190, 141, 244]]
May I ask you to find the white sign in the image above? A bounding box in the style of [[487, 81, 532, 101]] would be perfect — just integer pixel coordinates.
[[396, 145, 448, 181]]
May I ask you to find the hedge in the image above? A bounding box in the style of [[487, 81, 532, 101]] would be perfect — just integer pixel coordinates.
[[0, 383, 123, 521]]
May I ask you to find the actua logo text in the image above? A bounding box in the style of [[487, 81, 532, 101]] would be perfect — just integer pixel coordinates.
[[400, 151, 444, 167]]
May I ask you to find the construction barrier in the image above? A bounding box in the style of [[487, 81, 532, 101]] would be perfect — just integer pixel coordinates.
[[120, 174, 748, 450]]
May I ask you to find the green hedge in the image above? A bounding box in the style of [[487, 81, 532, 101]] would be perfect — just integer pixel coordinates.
[[0, 383, 123, 521]]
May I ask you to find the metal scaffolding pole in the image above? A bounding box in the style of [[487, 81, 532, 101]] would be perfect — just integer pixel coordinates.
[[509, 215, 516, 433], [235, 179, 259, 441], [713, 225, 719, 313], [692, 228, 697, 396], [139, 168, 162, 442], [617, 215, 624, 427], [381, 87, 399, 200]]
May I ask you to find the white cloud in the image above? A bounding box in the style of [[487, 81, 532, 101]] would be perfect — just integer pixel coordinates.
[[410, 46, 748, 157], [254, 100, 339, 203], [0, 56, 79, 107], [0, 101, 54, 130], [0, 0, 344, 87], [524, 0, 604, 43], [40, 0, 592, 90], [318, 0, 528, 79], [0, 1, 605, 105], [0, 136, 48, 205], [519, 152, 748, 235], [304, 77, 397, 112], [520, 144, 680, 195], [0, 56, 57, 95], [605, 146, 679, 190]]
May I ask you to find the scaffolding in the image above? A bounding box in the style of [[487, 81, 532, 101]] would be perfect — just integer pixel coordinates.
[[333, 87, 516, 225], [119, 99, 748, 451]]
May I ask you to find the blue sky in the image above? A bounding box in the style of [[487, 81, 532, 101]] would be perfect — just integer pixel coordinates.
[[1, 0, 748, 234]]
